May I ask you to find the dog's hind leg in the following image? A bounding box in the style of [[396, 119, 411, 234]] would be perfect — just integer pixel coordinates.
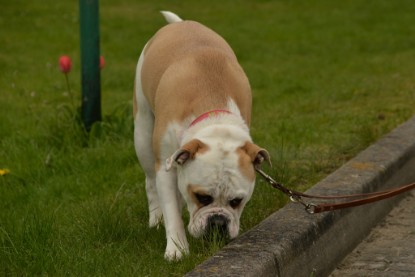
[[134, 47, 162, 228]]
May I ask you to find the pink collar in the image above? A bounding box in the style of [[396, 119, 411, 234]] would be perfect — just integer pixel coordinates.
[[189, 110, 232, 127]]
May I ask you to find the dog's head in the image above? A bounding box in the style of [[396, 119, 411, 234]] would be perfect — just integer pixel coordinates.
[[166, 134, 270, 239]]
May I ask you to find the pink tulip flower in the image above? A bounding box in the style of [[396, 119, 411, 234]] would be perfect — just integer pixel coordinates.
[[100, 56, 105, 70], [59, 55, 72, 73]]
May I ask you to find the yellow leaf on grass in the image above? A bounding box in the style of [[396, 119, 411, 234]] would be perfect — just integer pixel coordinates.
[[0, 169, 10, 176]]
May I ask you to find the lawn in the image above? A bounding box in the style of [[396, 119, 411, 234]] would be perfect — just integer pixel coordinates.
[[1, 0, 415, 275]]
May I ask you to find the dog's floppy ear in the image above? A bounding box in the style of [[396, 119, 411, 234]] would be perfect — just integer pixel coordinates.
[[241, 141, 271, 168], [166, 139, 207, 171]]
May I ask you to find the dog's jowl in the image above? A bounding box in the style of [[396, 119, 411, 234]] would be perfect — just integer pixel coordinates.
[[133, 11, 270, 261]]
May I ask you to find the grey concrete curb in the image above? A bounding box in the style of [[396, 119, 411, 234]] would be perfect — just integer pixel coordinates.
[[186, 115, 415, 277]]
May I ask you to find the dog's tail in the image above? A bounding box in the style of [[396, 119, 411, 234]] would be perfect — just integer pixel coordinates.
[[160, 11, 183, 24]]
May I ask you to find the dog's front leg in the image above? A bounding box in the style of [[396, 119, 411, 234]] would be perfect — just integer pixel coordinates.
[[156, 168, 189, 261]]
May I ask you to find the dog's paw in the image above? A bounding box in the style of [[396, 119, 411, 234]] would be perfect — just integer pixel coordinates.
[[164, 249, 183, 261], [164, 239, 189, 261], [149, 208, 163, 228], [164, 245, 189, 261]]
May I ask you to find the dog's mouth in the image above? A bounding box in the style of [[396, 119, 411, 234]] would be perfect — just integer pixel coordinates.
[[203, 214, 230, 240], [188, 209, 239, 239]]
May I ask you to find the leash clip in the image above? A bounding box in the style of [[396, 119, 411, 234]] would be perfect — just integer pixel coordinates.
[[304, 203, 318, 214], [289, 194, 318, 214], [256, 167, 320, 214]]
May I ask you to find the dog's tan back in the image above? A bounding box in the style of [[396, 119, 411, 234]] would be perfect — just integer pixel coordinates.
[[141, 21, 252, 137]]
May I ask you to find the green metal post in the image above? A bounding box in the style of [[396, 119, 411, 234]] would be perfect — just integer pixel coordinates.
[[79, 0, 101, 131]]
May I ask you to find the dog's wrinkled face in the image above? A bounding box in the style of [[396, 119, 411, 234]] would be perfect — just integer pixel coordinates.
[[167, 135, 270, 239]]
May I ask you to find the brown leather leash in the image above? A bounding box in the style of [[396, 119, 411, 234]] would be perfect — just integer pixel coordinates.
[[255, 167, 415, 214]]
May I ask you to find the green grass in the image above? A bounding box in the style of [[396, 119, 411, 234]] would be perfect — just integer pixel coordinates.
[[1, 0, 415, 275]]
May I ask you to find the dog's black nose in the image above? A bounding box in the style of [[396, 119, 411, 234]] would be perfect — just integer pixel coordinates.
[[207, 214, 229, 234]]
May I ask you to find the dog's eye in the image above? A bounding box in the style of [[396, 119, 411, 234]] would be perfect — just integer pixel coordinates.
[[229, 198, 243, 208], [195, 193, 213, 206]]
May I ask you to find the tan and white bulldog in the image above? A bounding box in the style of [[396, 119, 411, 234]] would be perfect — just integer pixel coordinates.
[[133, 11, 270, 260]]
